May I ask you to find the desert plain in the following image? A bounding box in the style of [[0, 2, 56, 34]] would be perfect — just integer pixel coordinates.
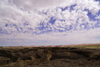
[[0, 44, 100, 67]]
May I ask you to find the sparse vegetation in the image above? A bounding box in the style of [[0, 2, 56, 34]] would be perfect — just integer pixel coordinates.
[[0, 46, 3, 48], [0, 44, 100, 67], [67, 44, 100, 49]]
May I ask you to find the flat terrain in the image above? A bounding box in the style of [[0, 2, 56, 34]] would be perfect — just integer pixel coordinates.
[[61, 44, 100, 49], [0, 44, 100, 67]]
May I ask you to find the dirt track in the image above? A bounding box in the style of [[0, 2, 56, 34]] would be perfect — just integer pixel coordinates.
[[0, 47, 100, 67]]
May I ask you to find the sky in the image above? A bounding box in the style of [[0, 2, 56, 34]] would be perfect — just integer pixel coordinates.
[[0, 0, 100, 46]]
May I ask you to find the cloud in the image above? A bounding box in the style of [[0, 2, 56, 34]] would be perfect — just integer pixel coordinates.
[[13, 0, 66, 10], [1, 28, 100, 46], [75, 0, 100, 14], [0, 0, 100, 46]]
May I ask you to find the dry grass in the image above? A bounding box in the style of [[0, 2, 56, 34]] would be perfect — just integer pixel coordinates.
[[0, 43, 100, 49], [66, 44, 100, 49], [0, 46, 33, 49]]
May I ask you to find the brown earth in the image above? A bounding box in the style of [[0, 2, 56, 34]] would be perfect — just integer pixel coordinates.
[[0, 47, 100, 67]]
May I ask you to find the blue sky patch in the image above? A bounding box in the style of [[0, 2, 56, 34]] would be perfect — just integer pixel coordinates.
[[24, 22, 29, 26], [13, 24, 20, 32], [5, 24, 9, 27], [95, 22, 100, 27], [95, 0, 100, 2], [69, 4, 77, 12], [61, 6, 68, 11], [28, 28, 33, 30], [49, 17, 56, 24], [84, 9, 99, 21], [0, 27, 8, 34]]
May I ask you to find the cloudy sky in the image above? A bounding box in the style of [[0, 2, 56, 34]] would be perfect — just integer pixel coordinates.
[[0, 0, 100, 46]]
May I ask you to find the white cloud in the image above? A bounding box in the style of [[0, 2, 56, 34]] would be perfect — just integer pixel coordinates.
[[75, 0, 100, 14], [13, 0, 66, 10], [95, 15, 100, 19], [0, 0, 100, 46], [1, 28, 100, 46]]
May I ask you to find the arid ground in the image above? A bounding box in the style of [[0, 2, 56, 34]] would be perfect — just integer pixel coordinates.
[[0, 44, 100, 67]]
